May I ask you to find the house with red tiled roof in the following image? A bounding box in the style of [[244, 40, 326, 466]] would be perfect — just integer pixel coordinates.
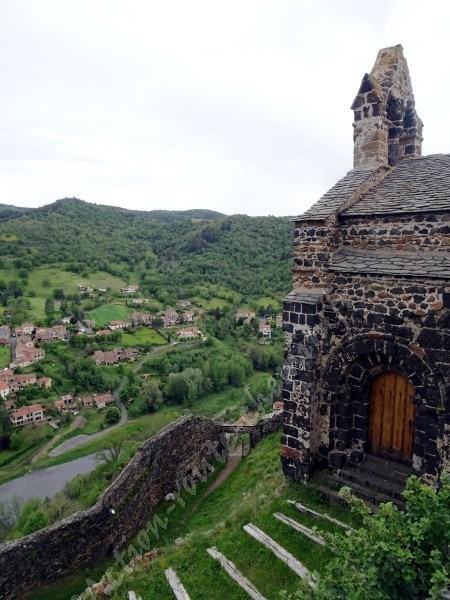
[[120, 285, 141, 295], [130, 311, 152, 325], [258, 323, 271, 339], [177, 327, 202, 339], [11, 403, 44, 427], [93, 393, 114, 408], [79, 395, 94, 409], [0, 369, 14, 382], [15, 323, 34, 336], [93, 350, 118, 366], [108, 320, 131, 331], [159, 309, 178, 327], [10, 347, 45, 369], [35, 325, 67, 342], [0, 381, 10, 399], [54, 394, 78, 414]]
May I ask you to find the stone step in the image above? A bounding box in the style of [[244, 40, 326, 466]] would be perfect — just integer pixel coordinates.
[[329, 471, 406, 510], [346, 454, 412, 487], [335, 466, 406, 501], [243, 523, 316, 588], [314, 469, 402, 512], [207, 547, 267, 600]]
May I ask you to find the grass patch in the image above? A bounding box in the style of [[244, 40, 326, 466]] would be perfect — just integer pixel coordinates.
[[0, 346, 10, 369], [122, 328, 167, 347], [87, 303, 131, 327], [26, 432, 362, 600], [25, 268, 127, 298], [191, 296, 231, 310], [27, 297, 47, 320], [0, 424, 56, 484]]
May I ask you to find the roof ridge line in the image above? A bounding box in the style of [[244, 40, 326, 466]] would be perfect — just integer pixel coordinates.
[[325, 166, 391, 226]]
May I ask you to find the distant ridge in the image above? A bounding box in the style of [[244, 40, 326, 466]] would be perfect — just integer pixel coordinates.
[[30, 198, 226, 222], [0, 197, 292, 298]]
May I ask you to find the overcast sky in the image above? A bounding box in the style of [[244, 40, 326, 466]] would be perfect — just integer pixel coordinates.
[[1, 1, 449, 216]]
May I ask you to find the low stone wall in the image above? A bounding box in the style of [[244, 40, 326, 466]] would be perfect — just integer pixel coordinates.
[[0, 415, 222, 600], [251, 412, 283, 446]]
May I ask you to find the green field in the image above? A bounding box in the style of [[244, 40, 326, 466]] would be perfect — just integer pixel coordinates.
[[0, 346, 10, 369], [25, 268, 128, 298], [87, 303, 132, 327], [122, 328, 167, 346], [27, 297, 47, 320]]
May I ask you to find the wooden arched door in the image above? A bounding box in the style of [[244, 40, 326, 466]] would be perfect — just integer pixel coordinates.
[[369, 372, 415, 464]]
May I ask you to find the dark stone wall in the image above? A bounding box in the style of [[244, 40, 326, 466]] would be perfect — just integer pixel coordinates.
[[0, 415, 222, 600], [340, 213, 450, 252], [283, 215, 450, 484]]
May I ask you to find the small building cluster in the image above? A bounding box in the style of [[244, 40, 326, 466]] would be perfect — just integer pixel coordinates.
[[93, 347, 138, 365]]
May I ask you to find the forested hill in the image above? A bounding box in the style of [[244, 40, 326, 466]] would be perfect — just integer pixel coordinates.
[[0, 198, 293, 298]]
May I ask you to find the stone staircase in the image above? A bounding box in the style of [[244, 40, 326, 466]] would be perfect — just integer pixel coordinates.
[[316, 454, 412, 509]]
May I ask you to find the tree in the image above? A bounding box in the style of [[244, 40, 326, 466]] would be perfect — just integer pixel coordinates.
[[296, 476, 450, 600], [105, 406, 121, 424], [96, 437, 124, 465], [0, 405, 12, 434], [53, 288, 65, 300], [0, 434, 11, 450], [0, 497, 20, 541], [21, 509, 49, 536], [44, 297, 55, 315], [165, 372, 189, 404], [151, 317, 164, 330], [140, 379, 163, 413]]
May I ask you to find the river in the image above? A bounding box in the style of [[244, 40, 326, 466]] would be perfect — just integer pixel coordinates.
[[0, 454, 100, 507]]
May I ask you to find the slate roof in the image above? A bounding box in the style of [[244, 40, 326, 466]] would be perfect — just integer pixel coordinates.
[[330, 247, 450, 279], [343, 154, 450, 216], [294, 168, 378, 221], [284, 288, 329, 305], [295, 154, 450, 221]]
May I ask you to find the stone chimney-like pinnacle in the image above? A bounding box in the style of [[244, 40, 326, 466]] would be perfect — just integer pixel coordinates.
[[351, 45, 423, 169]]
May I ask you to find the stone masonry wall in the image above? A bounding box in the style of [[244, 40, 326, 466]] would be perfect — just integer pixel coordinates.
[[340, 213, 450, 251], [282, 270, 450, 482], [293, 222, 336, 288], [0, 415, 222, 600], [294, 212, 450, 290]]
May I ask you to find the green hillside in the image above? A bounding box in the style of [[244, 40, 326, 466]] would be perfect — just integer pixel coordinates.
[[0, 198, 293, 301]]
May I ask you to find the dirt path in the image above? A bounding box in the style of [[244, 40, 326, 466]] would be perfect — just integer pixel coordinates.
[[204, 446, 242, 497], [176, 444, 243, 527]]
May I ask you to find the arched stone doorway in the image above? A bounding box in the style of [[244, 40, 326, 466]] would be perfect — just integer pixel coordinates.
[[322, 334, 446, 481], [369, 372, 415, 464]]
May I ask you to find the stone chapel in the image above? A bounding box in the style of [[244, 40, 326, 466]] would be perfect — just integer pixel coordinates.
[[281, 45, 450, 488]]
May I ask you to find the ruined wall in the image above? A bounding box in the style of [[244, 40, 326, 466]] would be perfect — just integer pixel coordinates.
[[0, 415, 222, 600]]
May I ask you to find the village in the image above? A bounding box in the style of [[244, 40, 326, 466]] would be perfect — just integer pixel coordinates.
[[0, 285, 281, 431]]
